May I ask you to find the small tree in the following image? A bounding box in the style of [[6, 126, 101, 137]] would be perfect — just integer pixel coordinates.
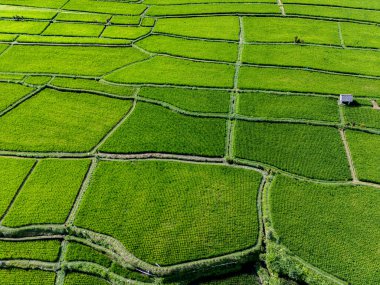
[[294, 36, 304, 44]]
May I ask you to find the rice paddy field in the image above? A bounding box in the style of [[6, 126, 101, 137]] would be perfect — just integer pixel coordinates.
[[0, 0, 379, 285]]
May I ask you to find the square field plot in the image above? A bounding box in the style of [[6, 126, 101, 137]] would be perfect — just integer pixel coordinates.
[[235, 122, 351, 180], [346, 131, 380, 183], [340, 22, 380, 49], [243, 17, 340, 45], [343, 105, 380, 130], [237, 92, 339, 122], [0, 89, 132, 152], [100, 102, 226, 157], [269, 175, 380, 285], [74, 160, 263, 265], [0, 45, 148, 76], [2, 159, 90, 227]]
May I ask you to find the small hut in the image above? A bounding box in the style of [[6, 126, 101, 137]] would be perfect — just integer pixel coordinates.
[[339, 94, 353, 105]]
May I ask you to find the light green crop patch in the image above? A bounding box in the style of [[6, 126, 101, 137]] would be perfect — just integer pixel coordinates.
[[0, 240, 61, 262], [75, 160, 263, 265], [0, 82, 34, 111], [343, 105, 380, 130], [269, 175, 380, 285], [102, 26, 151, 39], [110, 263, 154, 283], [237, 92, 340, 122], [239, 66, 380, 97], [63, 0, 146, 15], [0, 5, 56, 19], [136, 35, 238, 62], [0, 268, 56, 285], [64, 273, 109, 285], [0, 45, 148, 76], [0, 0, 67, 9], [243, 44, 380, 77], [0, 20, 49, 34], [105, 56, 234, 88], [111, 15, 140, 25], [51, 77, 136, 97], [235, 122, 351, 180], [24, 75, 51, 85], [286, 4, 380, 24], [148, 3, 280, 16], [0, 157, 35, 218], [196, 272, 260, 285], [154, 16, 239, 41], [17, 35, 131, 45], [138, 87, 231, 113], [281, 0, 380, 10], [341, 22, 380, 49], [55, 12, 111, 23], [100, 102, 226, 157], [145, 0, 273, 3], [42, 22, 104, 37], [0, 33, 17, 42], [141, 17, 155, 27], [2, 159, 91, 227], [65, 242, 112, 268], [244, 17, 340, 45], [0, 89, 133, 152], [346, 131, 380, 184]]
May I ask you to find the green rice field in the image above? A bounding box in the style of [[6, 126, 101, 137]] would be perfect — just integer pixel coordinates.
[[0, 0, 378, 284]]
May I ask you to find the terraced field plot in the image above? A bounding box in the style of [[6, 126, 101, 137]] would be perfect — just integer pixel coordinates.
[[0, 0, 379, 284]]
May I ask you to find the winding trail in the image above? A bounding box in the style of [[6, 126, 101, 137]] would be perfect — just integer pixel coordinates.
[[342, 130, 358, 182]]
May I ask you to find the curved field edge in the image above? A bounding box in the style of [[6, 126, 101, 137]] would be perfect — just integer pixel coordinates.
[[262, 174, 379, 284], [0, 261, 147, 285], [0, 224, 262, 281], [261, 175, 347, 285], [0, 164, 266, 281]]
